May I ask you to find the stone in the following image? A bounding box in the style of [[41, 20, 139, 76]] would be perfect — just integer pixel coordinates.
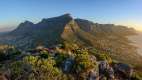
[[107, 67, 115, 80], [88, 69, 99, 80], [62, 58, 74, 73], [99, 61, 109, 75], [114, 63, 133, 79]]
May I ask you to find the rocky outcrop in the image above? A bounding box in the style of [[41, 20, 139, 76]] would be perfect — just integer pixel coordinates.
[[114, 63, 133, 80], [62, 58, 74, 73]]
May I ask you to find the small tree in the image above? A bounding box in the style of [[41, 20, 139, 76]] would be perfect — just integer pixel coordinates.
[[23, 56, 62, 80], [73, 49, 96, 79]]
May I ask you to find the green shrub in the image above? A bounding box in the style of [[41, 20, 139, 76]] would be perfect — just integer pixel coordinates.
[[131, 72, 142, 80], [23, 55, 62, 80], [95, 53, 112, 63], [0, 53, 7, 61], [7, 49, 21, 60], [55, 53, 69, 66], [10, 61, 27, 80], [74, 49, 96, 73], [39, 51, 49, 59]]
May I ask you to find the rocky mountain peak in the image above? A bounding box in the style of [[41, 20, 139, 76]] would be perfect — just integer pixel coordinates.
[[39, 13, 73, 24], [11, 20, 34, 35], [59, 13, 72, 18], [19, 20, 34, 27]]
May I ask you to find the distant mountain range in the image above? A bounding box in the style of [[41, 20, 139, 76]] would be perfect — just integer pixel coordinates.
[[0, 14, 136, 49], [0, 14, 141, 70]]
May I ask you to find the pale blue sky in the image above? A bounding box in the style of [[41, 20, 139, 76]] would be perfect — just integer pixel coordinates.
[[0, 0, 142, 31]]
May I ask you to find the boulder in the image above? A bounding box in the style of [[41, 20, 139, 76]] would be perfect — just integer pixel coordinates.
[[114, 63, 133, 79], [107, 67, 115, 80], [99, 61, 109, 75], [88, 69, 99, 80], [62, 58, 74, 73]]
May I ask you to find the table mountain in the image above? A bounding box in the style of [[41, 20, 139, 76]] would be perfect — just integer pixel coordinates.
[[0, 14, 137, 50]]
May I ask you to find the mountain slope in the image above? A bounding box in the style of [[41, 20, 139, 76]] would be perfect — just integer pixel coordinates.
[[0, 14, 77, 49], [75, 19, 142, 66]]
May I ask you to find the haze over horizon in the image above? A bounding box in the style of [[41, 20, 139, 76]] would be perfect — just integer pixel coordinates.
[[0, 0, 142, 32]]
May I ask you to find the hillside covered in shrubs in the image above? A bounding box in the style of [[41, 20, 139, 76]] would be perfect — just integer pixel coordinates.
[[0, 44, 141, 80]]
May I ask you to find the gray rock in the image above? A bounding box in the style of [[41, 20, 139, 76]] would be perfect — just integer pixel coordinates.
[[99, 61, 109, 75], [62, 58, 74, 73], [88, 69, 99, 80], [114, 63, 133, 79], [107, 67, 115, 80]]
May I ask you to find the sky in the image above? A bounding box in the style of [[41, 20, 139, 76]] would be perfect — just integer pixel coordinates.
[[0, 0, 142, 31]]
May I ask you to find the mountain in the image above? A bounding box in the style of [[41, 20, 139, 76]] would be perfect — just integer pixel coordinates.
[[0, 14, 137, 50], [0, 14, 141, 67], [1, 14, 136, 48], [0, 14, 75, 49]]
